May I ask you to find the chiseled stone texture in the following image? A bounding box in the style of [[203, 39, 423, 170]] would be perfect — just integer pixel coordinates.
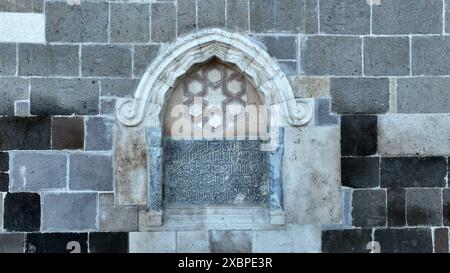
[[249, 0, 274, 33], [364, 37, 410, 76], [42, 193, 98, 232], [10, 151, 67, 191], [253, 35, 297, 60], [198, 0, 225, 29], [406, 189, 442, 226], [26, 233, 88, 253], [0, 117, 51, 150], [176, 230, 210, 253], [0, 43, 16, 76], [177, 0, 196, 35], [133, 45, 160, 78], [352, 189, 386, 228], [0, 233, 25, 253], [378, 114, 450, 156], [0, 78, 29, 116], [4, 192, 41, 232], [397, 78, 450, 113], [69, 153, 113, 191], [101, 78, 139, 97], [412, 36, 450, 76], [99, 193, 138, 232], [209, 230, 252, 253], [52, 117, 84, 150], [274, 0, 317, 33], [320, 0, 370, 34], [129, 231, 176, 253], [82, 45, 132, 77], [322, 229, 372, 253], [0, 0, 43, 13], [110, 3, 150, 43], [226, 0, 249, 32], [151, 2, 176, 42], [374, 228, 433, 253], [85, 117, 114, 151]]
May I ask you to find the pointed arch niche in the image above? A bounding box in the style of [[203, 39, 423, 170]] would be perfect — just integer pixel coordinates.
[[114, 29, 313, 230]]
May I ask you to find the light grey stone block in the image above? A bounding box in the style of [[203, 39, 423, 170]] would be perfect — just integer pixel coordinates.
[[85, 117, 114, 151], [177, 230, 210, 253], [10, 151, 67, 192], [330, 78, 389, 114], [99, 193, 138, 232], [69, 153, 113, 191], [42, 192, 98, 231], [133, 45, 160, 78], [364, 37, 410, 76], [315, 98, 339, 126], [82, 45, 132, 77], [209, 230, 252, 253], [151, 2, 176, 42], [0, 233, 25, 253], [129, 231, 176, 253], [412, 36, 450, 76], [275, 0, 317, 33], [14, 100, 30, 117], [177, 0, 196, 35], [18, 44, 78, 77], [320, 0, 369, 34], [0, 78, 29, 116], [111, 3, 150, 43], [30, 78, 99, 115], [288, 76, 330, 98], [278, 61, 297, 76], [46, 2, 109, 42], [378, 114, 450, 156], [226, 0, 249, 32], [372, 0, 442, 34], [0, 44, 16, 76], [198, 0, 225, 29], [300, 36, 362, 76], [101, 78, 139, 97], [397, 78, 450, 113], [249, 0, 274, 32], [254, 35, 297, 59]]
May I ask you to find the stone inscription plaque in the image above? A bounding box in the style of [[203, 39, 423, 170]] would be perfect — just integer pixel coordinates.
[[164, 140, 268, 206]]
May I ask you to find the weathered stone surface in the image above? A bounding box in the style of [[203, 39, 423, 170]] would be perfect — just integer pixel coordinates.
[[52, 117, 84, 150], [177, 230, 210, 253], [198, 0, 225, 29], [99, 193, 138, 232], [18, 44, 78, 76], [0, 173, 8, 192], [322, 229, 371, 253], [378, 114, 450, 156], [133, 45, 160, 78], [0, 117, 51, 150], [274, 0, 317, 33], [226, 0, 249, 31], [0, 233, 24, 253], [151, 2, 176, 42], [254, 36, 297, 60], [0, 78, 29, 116], [46, 2, 108, 42], [397, 78, 450, 113], [341, 157, 379, 188], [69, 153, 113, 191], [288, 76, 330, 98], [284, 126, 341, 225], [341, 115, 377, 156], [14, 100, 30, 117], [85, 117, 114, 151], [412, 36, 450, 76], [380, 157, 447, 188], [331, 78, 389, 114], [254, 224, 321, 253], [373, 0, 442, 34], [82, 45, 132, 77], [320, 0, 370, 34], [352, 189, 386, 228], [443, 189, 450, 226], [100, 98, 116, 116], [278, 61, 297, 76], [406, 189, 442, 226], [0, 152, 8, 172], [0, 0, 43, 13], [249, 0, 274, 32], [31, 78, 99, 115], [209, 230, 252, 253], [434, 228, 449, 253], [315, 98, 339, 126], [42, 193, 97, 231], [177, 0, 196, 35], [374, 228, 433, 253], [387, 189, 406, 227], [301, 36, 362, 76], [111, 3, 150, 43], [0, 43, 16, 76], [129, 231, 176, 253], [101, 79, 139, 97], [364, 37, 410, 76], [26, 233, 88, 253], [10, 151, 67, 191], [4, 192, 40, 232], [89, 232, 129, 253]]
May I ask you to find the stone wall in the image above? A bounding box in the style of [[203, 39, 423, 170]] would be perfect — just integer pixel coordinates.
[[0, 0, 449, 253]]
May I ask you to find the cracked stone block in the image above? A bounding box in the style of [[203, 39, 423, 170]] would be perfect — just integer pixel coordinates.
[[177, 0, 196, 35], [0, 44, 16, 76], [374, 228, 432, 253], [151, 3, 176, 42], [320, 0, 370, 34], [249, 0, 274, 32], [274, 0, 317, 33], [69, 153, 113, 191], [133, 45, 160, 78], [31, 78, 99, 115], [209, 230, 252, 253], [352, 189, 386, 228], [434, 228, 449, 253], [26, 233, 88, 253], [0, 78, 29, 116], [82, 45, 132, 77], [176, 231, 210, 253], [322, 229, 372, 253], [315, 98, 339, 126], [364, 37, 410, 76], [46, 2, 109, 42], [129, 232, 176, 253], [52, 117, 84, 150], [89, 232, 129, 253], [99, 193, 138, 232], [10, 151, 67, 191], [42, 193, 97, 231], [341, 157, 379, 188], [198, 0, 225, 29], [387, 188, 406, 227], [111, 3, 150, 43], [380, 157, 447, 188], [412, 36, 450, 76], [0, 117, 51, 150], [18, 44, 79, 76], [406, 189, 442, 226], [0, 233, 25, 253], [4, 192, 41, 232], [341, 115, 377, 156], [226, 0, 248, 32], [397, 78, 450, 113], [85, 117, 114, 151]]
